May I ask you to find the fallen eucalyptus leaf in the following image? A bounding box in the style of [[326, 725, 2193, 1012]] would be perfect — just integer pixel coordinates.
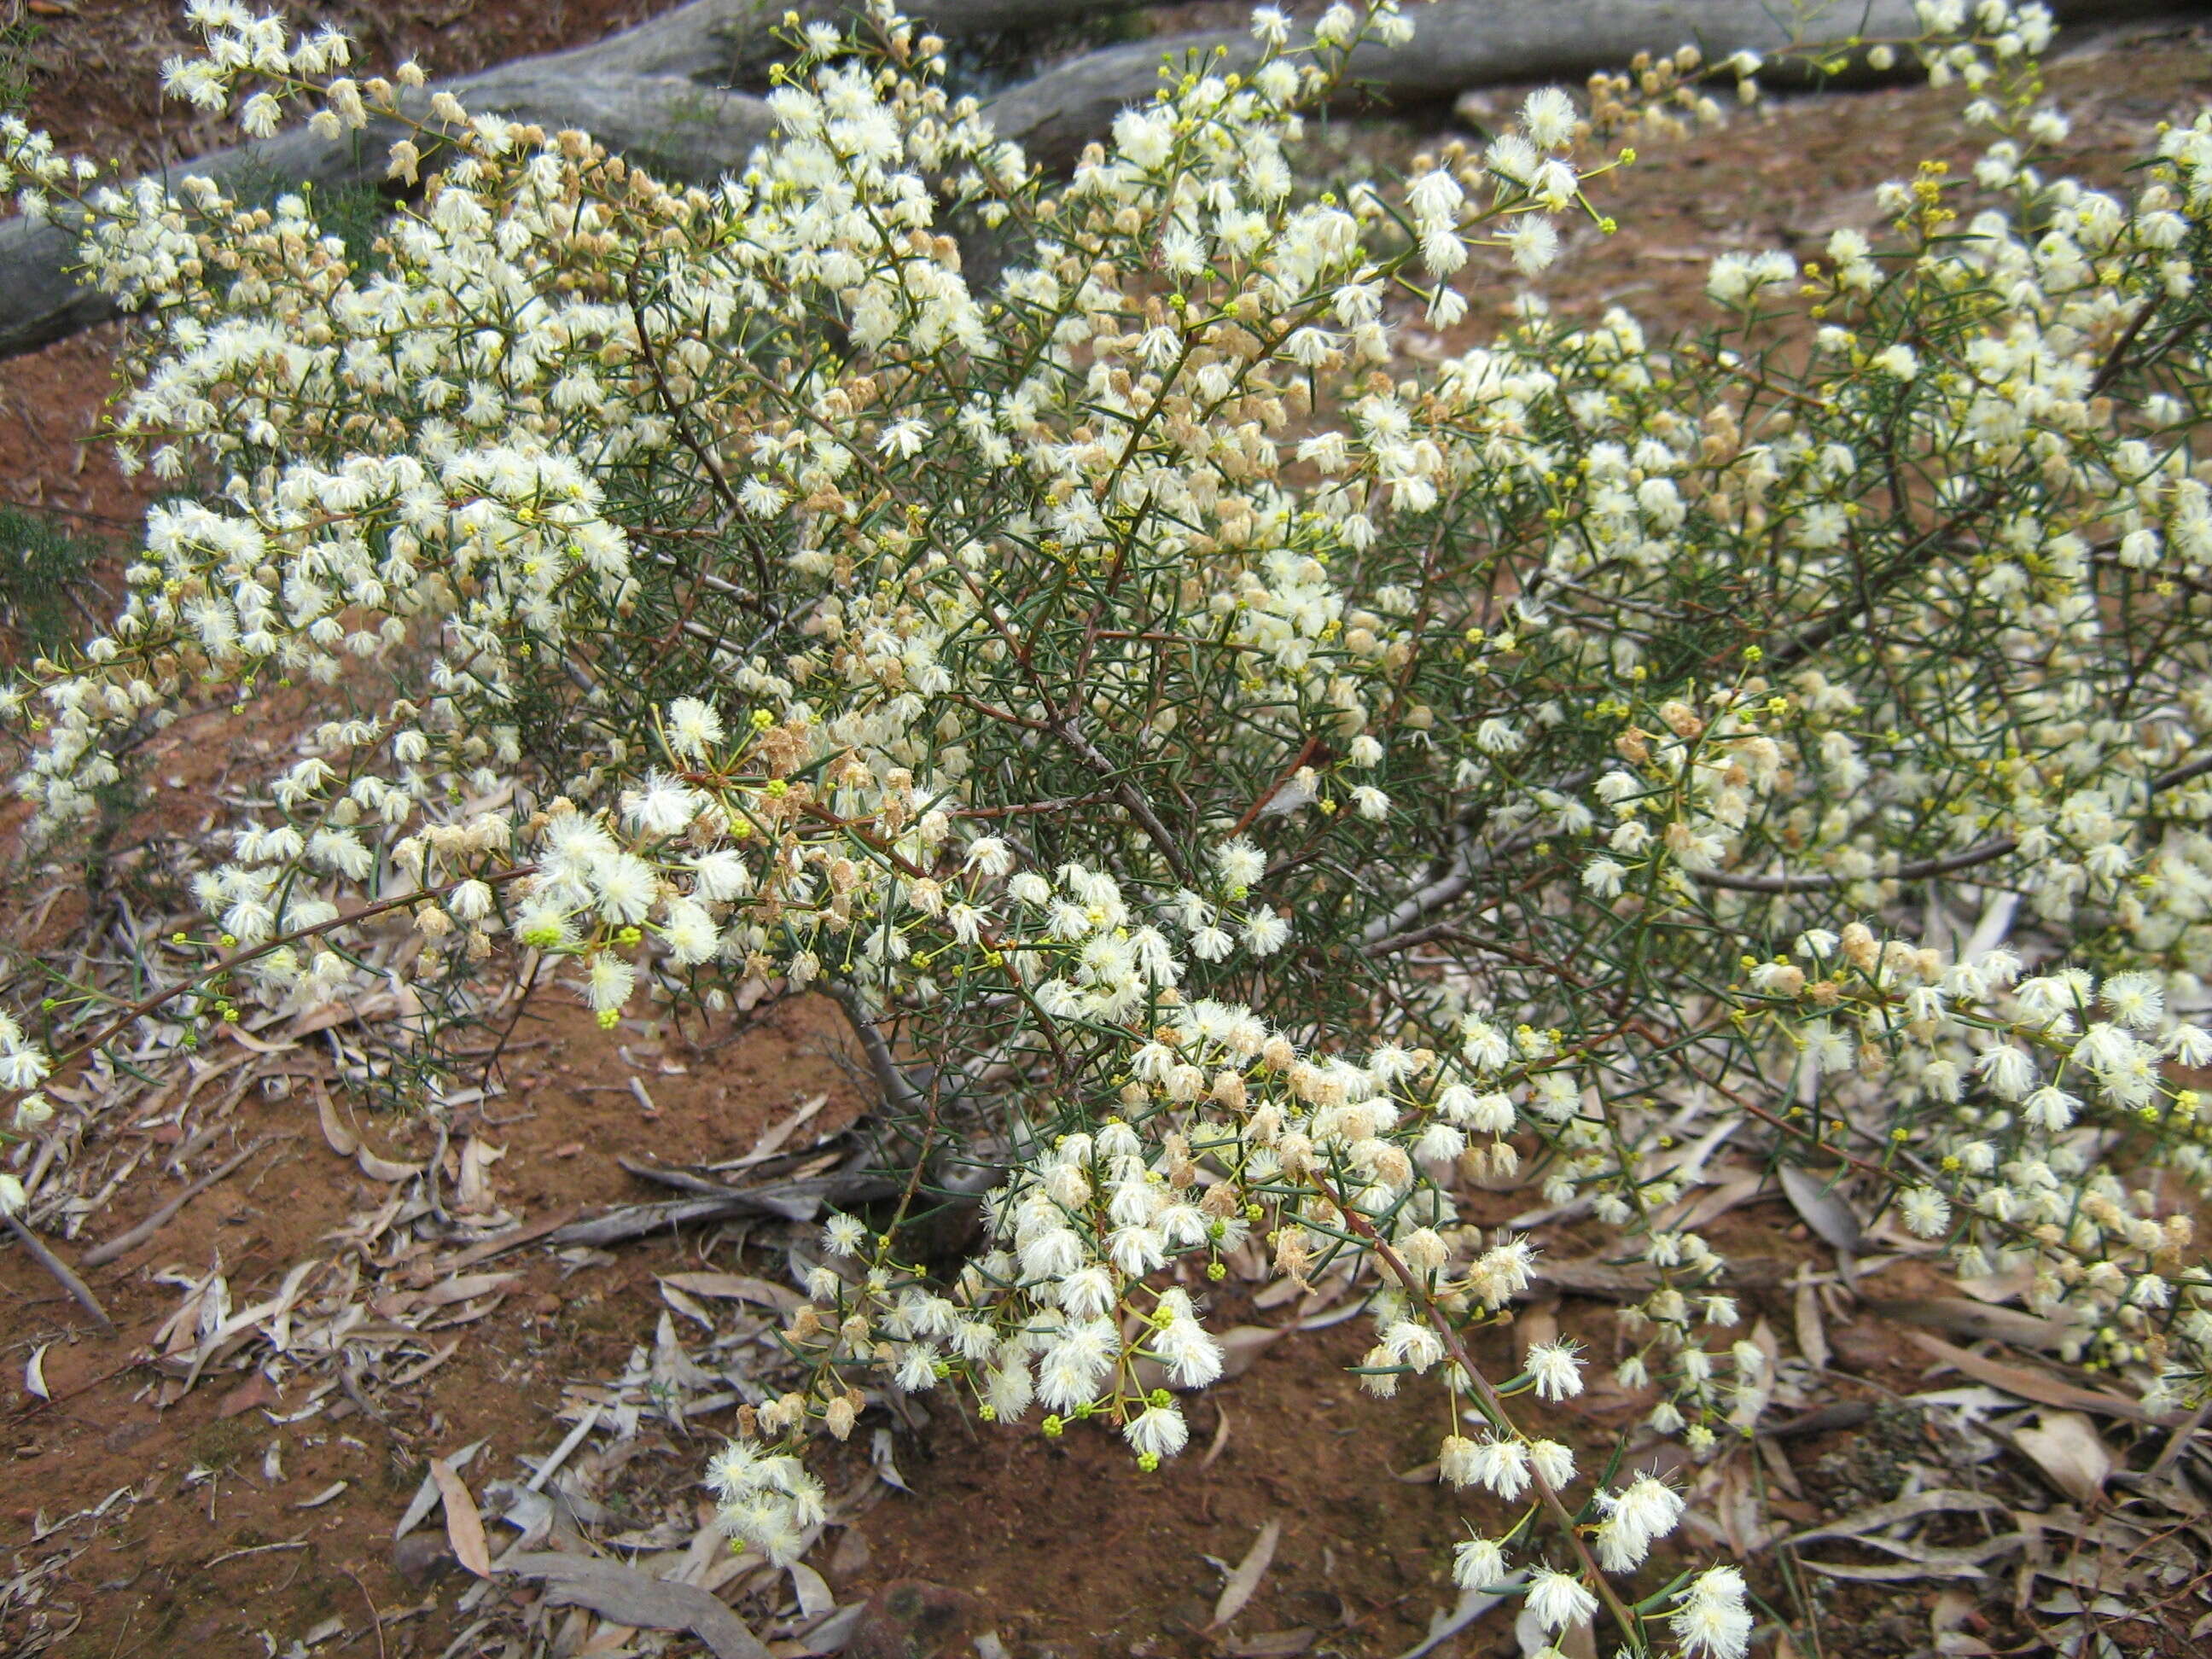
[[870, 1426, 911, 1493], [502, 1552, 771, 1659], [1797, 1557, 1988, 1583], [1906, 1333, 2178, 1425], [2012, 1410, 2112, 1505], [1203, 1405, 1231, 1470], [393, 1439, 485, 1540], [1871, 1296, 2069, 1351], [660, 1279, 717, 1333], [429, 1457, 492, 1577], [1794, 1280, 1831, 1370], [723, 1092, 827, 1169], [1394, 1577, 1524, 1659], [314, 1081, 358, 1156], [1783, 1488, 2009, 1545], [1798, 1534, 2026, 1582], [422, 1272, 521, 1307], [1778, 1164, 1863, 1255], [1210, 1516, 1281, 1629], [1214, 1324, 1289, 1382], [800, 1602, 868, 1653], [1224, 1630, 1315, 1657], [789, 1561, 835, 1620], [657, 1271, 802, 1312]]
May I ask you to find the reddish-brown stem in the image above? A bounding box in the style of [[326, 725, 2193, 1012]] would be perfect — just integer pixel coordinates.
[[795, 800, 1074, 1076], [13, 864, 538, 1109], [1307, 1169, 1647, 1648], [1231, 734, 1324, 836]]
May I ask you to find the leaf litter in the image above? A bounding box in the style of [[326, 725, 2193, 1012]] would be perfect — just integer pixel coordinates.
[[10, 26, 2212, 1657]]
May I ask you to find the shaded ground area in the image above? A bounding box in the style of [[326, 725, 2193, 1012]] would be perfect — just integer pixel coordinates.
[[2, 7, 2211, 1658]]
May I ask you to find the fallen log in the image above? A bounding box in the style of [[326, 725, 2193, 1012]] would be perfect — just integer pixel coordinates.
[[990, 0, 2174, 169], [519, 0, 1151, 87], [0, 0, 2176, 359]]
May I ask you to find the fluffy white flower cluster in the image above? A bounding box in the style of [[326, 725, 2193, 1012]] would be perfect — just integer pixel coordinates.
[[1738, 931, 2212, 1401]]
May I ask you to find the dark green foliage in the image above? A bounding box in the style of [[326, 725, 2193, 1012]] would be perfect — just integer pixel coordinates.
[[0, 6, 36, 119], [0, 507, 102, 661], [938, 7, 1152, 99], [222, 150, 398, 276]]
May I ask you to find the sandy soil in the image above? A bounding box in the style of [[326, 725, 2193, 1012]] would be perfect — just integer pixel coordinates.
[[1, 6, 2209, 1658]]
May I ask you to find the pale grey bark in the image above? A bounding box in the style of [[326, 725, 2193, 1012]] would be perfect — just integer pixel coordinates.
[[526, 0, 1144, 84], [992, 0, 2174, 168]]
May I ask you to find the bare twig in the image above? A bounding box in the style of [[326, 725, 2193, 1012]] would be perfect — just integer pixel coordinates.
[[547, 1168, 899, 1245], [1052, 717, 1197, 888], [824, 981, 930, 1119], [1230, 735, 1324, 836], [3, 1211, 114, 1333], [1358, 824, 1547, 949], [1311, 1168, 1647, 1648], [2087, 294, 2163, 398], [624, 264, 772, 604], [81, 1136, 274, 1267], [1692, 748, 2212, 894], [1758, 486, 2001, 676], [1691, 835, 2017, 894], [204, 1537, 310, 1569], [342, 1564, 389, 1659], [15, 865, 537, 1118]]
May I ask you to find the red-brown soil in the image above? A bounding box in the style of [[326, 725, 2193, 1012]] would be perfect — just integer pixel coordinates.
[[2, 7, 2209, 1659]]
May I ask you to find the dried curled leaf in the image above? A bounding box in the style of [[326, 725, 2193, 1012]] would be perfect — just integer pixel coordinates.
[[313, 1080, 358, 1156], [356, 1147, 423, 1182], [429, 1457, 492, 1577], [502, 1552, 771, 1659], [1778, 1164, 1862, 1255], [2011, 1410, 2112, 1505]]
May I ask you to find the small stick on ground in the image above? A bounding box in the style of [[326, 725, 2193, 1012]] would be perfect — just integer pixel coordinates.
[[81, 1136, 271, 1267], [204, 1538, 309, 1569], [343, 1565, 389, 1659], [3, 1211, 115, 1334]]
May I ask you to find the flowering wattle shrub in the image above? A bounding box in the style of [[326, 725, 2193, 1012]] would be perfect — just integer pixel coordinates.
[[6, 0, 2212, 1648]]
